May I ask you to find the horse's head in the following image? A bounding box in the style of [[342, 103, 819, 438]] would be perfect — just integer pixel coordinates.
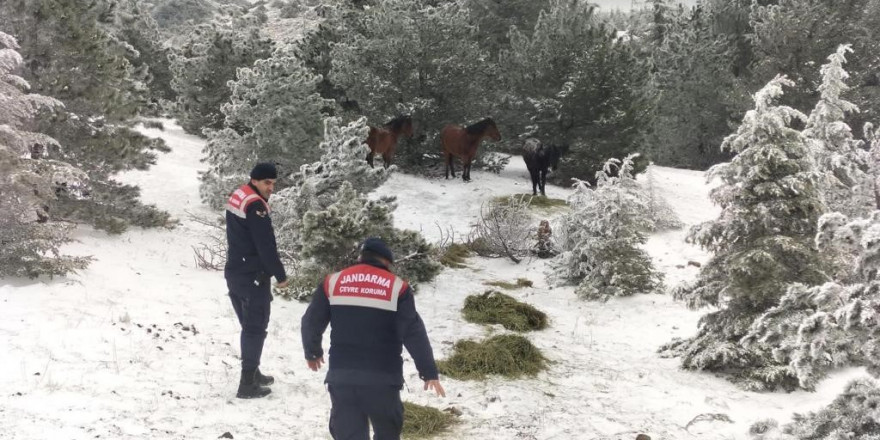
[[548, 144, 568, 171], [400, 115, 414, 138], [485, 118, 501, 141]]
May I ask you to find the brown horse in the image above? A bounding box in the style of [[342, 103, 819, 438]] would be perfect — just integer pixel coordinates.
[[441, 117, 501, 181], [366, 115, 414, 169]]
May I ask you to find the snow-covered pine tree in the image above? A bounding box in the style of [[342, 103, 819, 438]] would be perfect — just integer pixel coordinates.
[[743, 211, 880, 389], [328, 0, 491, 169], [750, 378, 880, 440], [0, 0, 172, 234], [502, 0, 653, 184], [271, 117, 439, 300], [112, 0, 177, 110], [662, 76, 828, 391], [803, 44, 873, 218], [200, 53, 329, 208], [554, 154, 662, 300], [169, 7, 273, 135], [0, 31, 90, 278]]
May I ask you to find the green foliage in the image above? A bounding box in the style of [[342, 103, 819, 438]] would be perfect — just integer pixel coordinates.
[[782, 378, 880, 439], [554, 155, 663, 299], [401, 401, 457, 439], [750, 0, 880, 134], [200, 54, 329, 207], [0, 0, 172, 234], [113, 0, 177, 108], [644, 2, 750, 169], [462, 290, 548, 332], [169, 8, 273, 134], [437, 334, 547, 380], [501, 0, 654, 183], [0, 30, 92, 278], [666, 76, 829, 390], [328, 0, 495, 169]]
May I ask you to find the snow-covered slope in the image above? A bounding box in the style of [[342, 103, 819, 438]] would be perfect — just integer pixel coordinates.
[[0, 120, 868, 440]]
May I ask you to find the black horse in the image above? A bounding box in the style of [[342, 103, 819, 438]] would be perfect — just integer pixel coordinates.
[[522, 138, 566, 196]]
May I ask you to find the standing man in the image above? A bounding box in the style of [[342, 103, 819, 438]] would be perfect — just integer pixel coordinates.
[[225, 162, 288, 399], [301, 237, 445, 440]]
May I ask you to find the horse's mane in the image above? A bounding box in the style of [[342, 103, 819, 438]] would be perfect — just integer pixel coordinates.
[[383, 115, 412, 132], [465, 117, 495, 135]]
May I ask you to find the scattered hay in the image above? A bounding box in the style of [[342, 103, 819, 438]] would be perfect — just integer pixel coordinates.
[[494, 194, 567, 209], [439, 243, 471, 268], [462, 290, 547, 332], [402, 402, 457, 439], [437, 334, 547, 380], [483, 278, 533, 290]]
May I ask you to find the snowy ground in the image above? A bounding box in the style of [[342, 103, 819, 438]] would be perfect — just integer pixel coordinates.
[[0, 120, 869, 440]]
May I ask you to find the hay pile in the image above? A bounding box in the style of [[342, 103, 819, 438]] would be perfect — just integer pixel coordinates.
[[402, 402, 457, 439], [462, 290, 548, 331], [437, 334, 547, 380]]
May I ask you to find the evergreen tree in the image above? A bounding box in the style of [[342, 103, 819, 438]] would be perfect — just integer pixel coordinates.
[[501, 0, 654, 183], [112, 0, 177, 109], [169, 7, 273, 135], [0, 0, 172, 234], [743, 211, 880, 389], [750, 0, 880, 135], [803, 45, 873, 217], [554, 154, 663, 299], [200, 52, 330, 208], [272, 117, 439, 300], [662, 76, 828, 391], [645, 2, 750, 169], [0, 31, 91, 278], [328, 0, 492, 169]]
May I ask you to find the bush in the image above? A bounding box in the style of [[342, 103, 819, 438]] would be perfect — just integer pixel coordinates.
[[462, 290, 547, 332], [437, 334, 547, 380], [439, 242, 471, 268], [402, 402, 457, 439]]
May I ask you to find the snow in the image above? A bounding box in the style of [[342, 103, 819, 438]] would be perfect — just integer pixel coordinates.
[[0, 119, 870, 440]]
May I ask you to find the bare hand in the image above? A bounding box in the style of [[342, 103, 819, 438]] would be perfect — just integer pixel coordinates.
[[307, 357, 324, 371], [276, 279, 290, 289], [424, 380, 445, 398]]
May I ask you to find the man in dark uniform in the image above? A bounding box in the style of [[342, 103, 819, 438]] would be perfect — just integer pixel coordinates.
[[301, 237, 445, 440], [225, 162, 288, 399]]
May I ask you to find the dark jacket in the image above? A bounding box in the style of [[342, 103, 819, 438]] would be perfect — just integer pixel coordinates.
[[301, 259, 439, 386], [224, 183, 287, 295]]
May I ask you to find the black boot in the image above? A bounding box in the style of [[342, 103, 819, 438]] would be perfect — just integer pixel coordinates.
[[255, 368, 274, 386], [236, 368, 271, 399]]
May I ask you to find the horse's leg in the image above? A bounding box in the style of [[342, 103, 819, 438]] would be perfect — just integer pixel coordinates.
[[540, 168, 547, 196], [366, 151, 375, 168], [463, 160, 471, 182], [445, 153, 455, 179], [528, 167, 538, 195], [382, 152, 391, 169]]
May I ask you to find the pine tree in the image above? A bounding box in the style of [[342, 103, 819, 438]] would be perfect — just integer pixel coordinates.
[[169, 7, 273, 135], [327, 0, 492, 169], [803, 45, 873, 218], [783, 378, 880, 439], [743, 211, 880, 389], [271, 117, 439, 300], [663, 76, 828, 391], [554, 154, 663, 299], [501, 0, 654, 183], [0, 31, 91, 278], [750, 0, 880, 135], [645, 2, 750, 169], [200, 53, 330, 208], [112, 0, 177, 109], [0, 0, 172, 234]]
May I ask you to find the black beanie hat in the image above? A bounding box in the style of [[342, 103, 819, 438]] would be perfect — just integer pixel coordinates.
[[360, 237, 394, 263], [250, 162, 278, 180]]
